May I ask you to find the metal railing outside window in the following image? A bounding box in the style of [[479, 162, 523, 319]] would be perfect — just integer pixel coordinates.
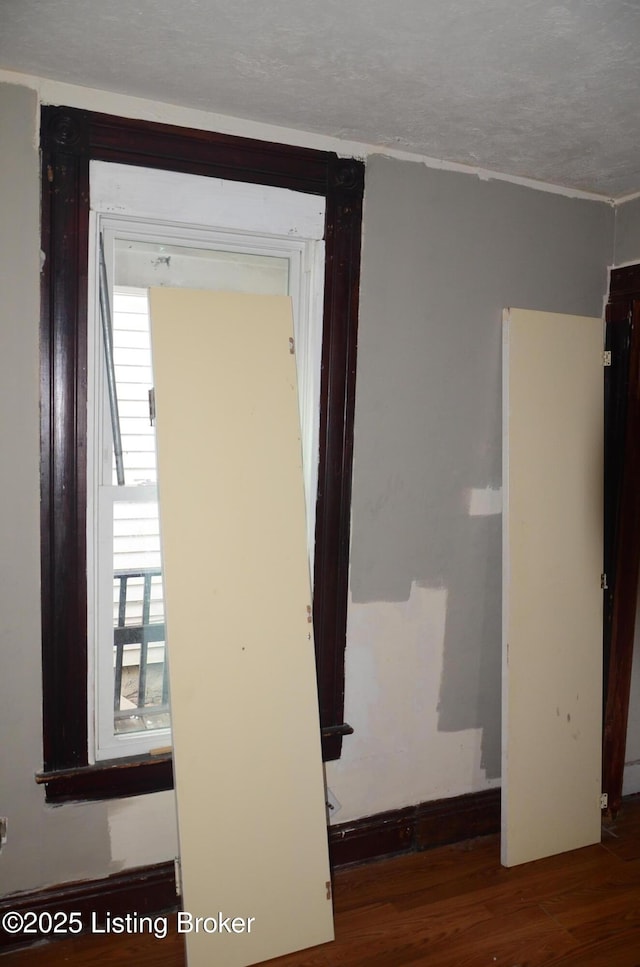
[[113, 567, 169, 730]]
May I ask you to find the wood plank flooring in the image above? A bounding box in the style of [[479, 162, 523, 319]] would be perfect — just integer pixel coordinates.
[[3, 797, 640, 966]]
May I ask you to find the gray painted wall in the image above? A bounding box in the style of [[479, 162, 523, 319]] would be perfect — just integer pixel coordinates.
[[340, 156, 613, 796], [0, 78, 616, 896]]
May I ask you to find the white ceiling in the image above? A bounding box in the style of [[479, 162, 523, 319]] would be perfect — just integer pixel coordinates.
[[2, 0, 640, 199]]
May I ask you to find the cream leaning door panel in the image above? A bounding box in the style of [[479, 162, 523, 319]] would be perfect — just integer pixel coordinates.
[[502, 308, 603, 868], [150, 289, 334, 966]]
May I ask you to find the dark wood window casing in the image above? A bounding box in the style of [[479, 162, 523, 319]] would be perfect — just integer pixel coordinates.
[[39, 106, 363, 802]]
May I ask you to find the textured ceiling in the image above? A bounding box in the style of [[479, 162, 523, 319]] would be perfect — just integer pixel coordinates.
[[2, 0, 640, 198]]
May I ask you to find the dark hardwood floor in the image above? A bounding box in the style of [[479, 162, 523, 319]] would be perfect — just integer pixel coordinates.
[[3, 797, 640, 966]]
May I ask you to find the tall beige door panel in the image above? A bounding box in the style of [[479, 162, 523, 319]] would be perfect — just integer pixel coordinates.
[[150, 289, 333, 966], [502, 308, 603, 868]]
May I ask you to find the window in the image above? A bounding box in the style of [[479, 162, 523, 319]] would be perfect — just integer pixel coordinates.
[[94, 283, 169, 759], [39, 107, 364, 801], [91, 176, 325, 760]]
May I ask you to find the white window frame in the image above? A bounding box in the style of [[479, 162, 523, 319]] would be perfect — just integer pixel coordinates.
[[88, 163, 326, 761]]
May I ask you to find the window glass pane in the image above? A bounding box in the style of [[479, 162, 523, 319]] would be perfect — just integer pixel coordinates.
[[112, 500, 167, 736], [103, 239, 289, 748], [112, 289, 156, 487], [113, 499, 162, 573]]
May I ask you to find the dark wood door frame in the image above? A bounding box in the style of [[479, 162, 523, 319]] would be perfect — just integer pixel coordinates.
[[602, 265, 640, 816]]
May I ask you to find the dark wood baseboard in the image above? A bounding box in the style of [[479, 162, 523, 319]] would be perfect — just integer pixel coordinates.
[[0, 790, 499, 951], [328, 787, 501, 868], [0, 861, 178, 952]]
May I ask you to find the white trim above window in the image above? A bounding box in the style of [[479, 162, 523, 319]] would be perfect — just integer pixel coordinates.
[[90, 161, 326, 239]]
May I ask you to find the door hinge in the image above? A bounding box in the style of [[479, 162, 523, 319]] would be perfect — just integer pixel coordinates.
[[600, 792, 608, 810], [603, 350, 612, 367], [174, 856, 182, 896], [601, 573, 608, 590], [149, 387, 156, 426], [325, 879, 332, 901]]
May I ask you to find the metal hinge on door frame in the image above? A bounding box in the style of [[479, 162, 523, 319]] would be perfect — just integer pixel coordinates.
[[601, 573, 608, 590], [603, 351, 612, 366]]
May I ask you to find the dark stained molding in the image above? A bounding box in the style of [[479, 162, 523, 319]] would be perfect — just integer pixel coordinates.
[[608, 262, 640, 300], [0, 861, 178, 952], [328, 788, 501, 868], [602, 266, 640, 817], [1, 790, 499, 951], [35, 754, 174, 803], [39, 106, 363, 801]]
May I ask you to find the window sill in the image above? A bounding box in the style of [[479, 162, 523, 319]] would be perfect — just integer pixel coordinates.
[[36, 725, 351, 802], [35, 727, 351, 803], [321, 722, 353, 761], [36, 754, 173, 803]]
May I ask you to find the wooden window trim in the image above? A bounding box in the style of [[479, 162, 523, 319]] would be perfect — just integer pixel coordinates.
[[39, 106, 363, 802]]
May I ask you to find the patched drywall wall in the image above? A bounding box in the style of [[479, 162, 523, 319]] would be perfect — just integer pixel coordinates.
[[326, 156, 613, 822], [108, 792, 178, 869], [329, 585, 490, 811], [0, 75, 616, 895]]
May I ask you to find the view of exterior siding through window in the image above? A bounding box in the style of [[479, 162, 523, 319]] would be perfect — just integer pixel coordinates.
[[112, 288, 168, 733], [102, 238, 290, 748]]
